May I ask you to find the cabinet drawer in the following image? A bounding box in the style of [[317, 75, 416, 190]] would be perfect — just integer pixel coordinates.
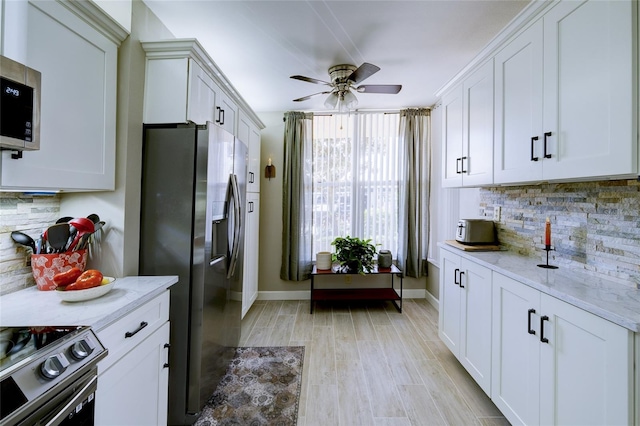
[[97, 291, 169, 372]]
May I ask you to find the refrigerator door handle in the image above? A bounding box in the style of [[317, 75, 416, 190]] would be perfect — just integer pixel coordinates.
[[227, 174, 242, 279], [210, 254, 226, 266]]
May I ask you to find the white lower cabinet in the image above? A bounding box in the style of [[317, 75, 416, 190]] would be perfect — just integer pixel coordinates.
[[95, 292, 171, 425], [439, 248, 492, 394], [492, 272, 634, 425], [242, 192, 260, 318]]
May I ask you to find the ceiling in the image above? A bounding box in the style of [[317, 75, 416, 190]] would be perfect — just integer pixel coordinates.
[[143, 0, 530, 113]]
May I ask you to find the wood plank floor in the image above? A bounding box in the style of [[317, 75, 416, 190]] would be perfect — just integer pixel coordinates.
[[240, 299, 510, 426]]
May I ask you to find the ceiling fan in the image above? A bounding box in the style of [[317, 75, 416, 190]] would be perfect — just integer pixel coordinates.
[[290, 63, 402, 110]]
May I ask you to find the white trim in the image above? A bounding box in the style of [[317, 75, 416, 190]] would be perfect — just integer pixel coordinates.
[[424, 290, 439, 312], [257, 289, 428, 301]]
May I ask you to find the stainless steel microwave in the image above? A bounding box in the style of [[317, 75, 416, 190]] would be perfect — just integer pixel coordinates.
[[1, 55, 41, 152]]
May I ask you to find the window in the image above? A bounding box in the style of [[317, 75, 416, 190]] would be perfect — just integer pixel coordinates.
[[311, 112, 402, 258]]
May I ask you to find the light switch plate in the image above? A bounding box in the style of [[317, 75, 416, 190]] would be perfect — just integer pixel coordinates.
[[493, 206, 501, 222]]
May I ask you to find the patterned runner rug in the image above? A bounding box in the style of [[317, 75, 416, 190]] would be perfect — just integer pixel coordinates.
[[195, 346, 305, 426]]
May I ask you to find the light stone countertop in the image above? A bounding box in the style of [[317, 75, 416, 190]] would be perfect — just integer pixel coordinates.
[[439, 242, 640, 332], [0, 276, 178, 331]]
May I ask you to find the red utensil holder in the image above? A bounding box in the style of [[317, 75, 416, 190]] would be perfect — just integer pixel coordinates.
[[31, 250, 87, 291]]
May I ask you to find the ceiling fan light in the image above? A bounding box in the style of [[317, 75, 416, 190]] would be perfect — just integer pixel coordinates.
[[324, 92, 339, 109], [343, 90, 358, 108]]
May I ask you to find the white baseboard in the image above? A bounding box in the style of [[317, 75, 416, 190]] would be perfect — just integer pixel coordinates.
[[257, 288, 428, 301], [424, 290, 439, 312]]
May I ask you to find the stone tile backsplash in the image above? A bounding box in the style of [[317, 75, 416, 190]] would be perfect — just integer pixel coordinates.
[[0, 193, 61, 295], [479, 179, 640, 287]]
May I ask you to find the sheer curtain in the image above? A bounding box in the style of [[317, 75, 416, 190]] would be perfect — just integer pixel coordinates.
[[280, 111, 313, 281], [397, 108, 431, 278]]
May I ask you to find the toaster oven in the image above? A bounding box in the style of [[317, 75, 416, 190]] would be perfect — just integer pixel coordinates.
[[455, 219, 496, 245]]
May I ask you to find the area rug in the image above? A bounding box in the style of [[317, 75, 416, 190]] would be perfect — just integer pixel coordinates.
[[195, 346, 305, 426]]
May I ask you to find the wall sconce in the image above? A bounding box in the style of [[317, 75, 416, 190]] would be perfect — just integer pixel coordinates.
[[265, 157, 276, 180]]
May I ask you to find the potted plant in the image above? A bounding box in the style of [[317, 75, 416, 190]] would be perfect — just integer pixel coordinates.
[[331, 236, 377, 274]]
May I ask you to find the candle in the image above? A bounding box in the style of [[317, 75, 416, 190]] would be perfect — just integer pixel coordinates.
[[268, 157, 272, 166], [545, 217, 551, 246]]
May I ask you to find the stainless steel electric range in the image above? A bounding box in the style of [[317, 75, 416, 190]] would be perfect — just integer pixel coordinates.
[[0, 326, 107, 425]]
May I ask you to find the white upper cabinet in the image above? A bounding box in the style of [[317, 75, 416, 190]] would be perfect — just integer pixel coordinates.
[[541, 0, 636, 181], [216, 90, 238, 135], [444, 0, 638, 187], [461, 60, 494, 187], [442, 60, 494, 187], [494, 19, 544, 184], [142, 38, 263, 139], [0, 0, 126, 191], [237, 110, 261, 193], [142, 40, 218, 126], [441, 84, 464, 187]]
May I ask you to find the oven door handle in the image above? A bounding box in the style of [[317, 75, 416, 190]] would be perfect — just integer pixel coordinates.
[[44, 374, 97, 426]]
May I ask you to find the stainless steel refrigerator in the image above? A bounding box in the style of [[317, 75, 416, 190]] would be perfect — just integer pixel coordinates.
[[139, 122, 247, 425]]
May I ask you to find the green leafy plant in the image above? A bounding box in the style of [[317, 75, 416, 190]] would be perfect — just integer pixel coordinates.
[[331, 236, 378, 274]]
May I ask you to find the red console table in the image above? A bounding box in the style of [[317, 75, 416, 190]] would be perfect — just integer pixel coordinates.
[[309, 264, 403, 314]]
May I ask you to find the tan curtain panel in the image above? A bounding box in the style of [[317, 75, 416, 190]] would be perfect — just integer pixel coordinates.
[[398, 108, 431, 278], [280, 111, 314, 281]]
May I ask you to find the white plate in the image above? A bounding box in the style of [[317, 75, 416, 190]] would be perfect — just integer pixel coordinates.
[[56, 277, 116, 302]]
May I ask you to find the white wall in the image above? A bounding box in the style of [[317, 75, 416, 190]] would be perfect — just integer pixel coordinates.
[[60, 2, 174, 277]]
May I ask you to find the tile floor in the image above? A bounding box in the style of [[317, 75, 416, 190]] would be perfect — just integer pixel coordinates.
[[240, 299, 510, 426]]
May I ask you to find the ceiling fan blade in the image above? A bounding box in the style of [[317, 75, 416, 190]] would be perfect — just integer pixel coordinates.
[[347, 63, 380, 84], [356, 84, 402, 94], [293, 91, 333, 102], [290, 75, 331, 85]]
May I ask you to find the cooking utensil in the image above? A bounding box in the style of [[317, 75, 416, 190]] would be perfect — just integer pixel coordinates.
[[67, 217, 94, 251], [10, 231, 37, 252], [87, 213, 100, 224], [77, 221, 105, 250], [47, 223, 71, 253], [55, 216, 73, 224]]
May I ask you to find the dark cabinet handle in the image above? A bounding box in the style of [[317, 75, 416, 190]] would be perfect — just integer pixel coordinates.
[[249, 171, 254, 183], [248, 201, 254, 213], [527, 309, 536, 335], [125, 321, 148, 338], [219, 109, 225, 126], [531, 136, 539, 161], [460, 156, 467, 173], [215, 106, 221, 123], [540, 315, 549, 343], [459, 271, 465, 288], [543, 132, 552, 158], [454, 268, 460, 285], [456, 158, 462, 174], [163, 343, 170, 368]]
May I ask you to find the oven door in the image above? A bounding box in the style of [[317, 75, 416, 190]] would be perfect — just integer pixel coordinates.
[[15, 367, 97, 426]]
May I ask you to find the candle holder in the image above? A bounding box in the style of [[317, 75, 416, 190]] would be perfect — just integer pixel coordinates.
[[537, 245, 558, 269]]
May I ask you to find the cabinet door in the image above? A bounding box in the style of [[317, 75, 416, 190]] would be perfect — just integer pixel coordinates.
[[438, 249, 462, 353], [238, 111, 262, 193], [459, 258, 492, 394], [539, 294, 633, 426], [491, 273, 541, 426], [187, 59, 217, 125], [461, 60, 494, 187], [0, 1, 117, 191], [542, 0, 636, 180], [441, 85, 464, 187], [216, 91, 237, 135], [493, 19, 544, 184], [96, 322, 170, 426], [242, 192, 260, 318]]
